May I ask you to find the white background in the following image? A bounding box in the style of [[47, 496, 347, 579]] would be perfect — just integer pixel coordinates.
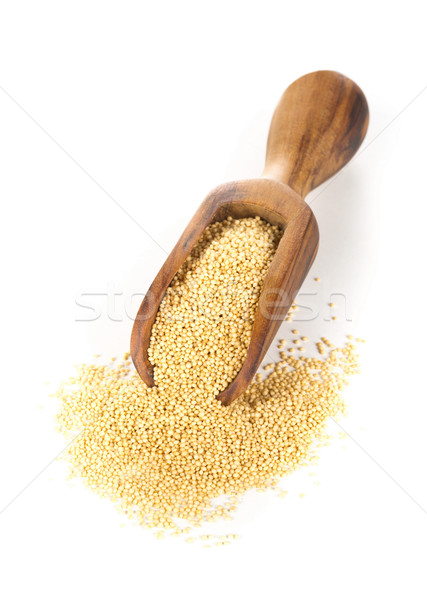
[[1, 1, 426, 598]]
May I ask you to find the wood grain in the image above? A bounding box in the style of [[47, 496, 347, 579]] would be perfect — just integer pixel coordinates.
[[263, 70, 369, 197], [131, 70, 369, 405]]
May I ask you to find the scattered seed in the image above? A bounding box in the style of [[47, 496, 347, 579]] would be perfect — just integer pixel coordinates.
[[316, 342, 326, 355], [56, 217, 362, 536]]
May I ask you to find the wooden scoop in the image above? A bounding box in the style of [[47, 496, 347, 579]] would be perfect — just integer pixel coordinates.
[[131, 70, 369, 405]]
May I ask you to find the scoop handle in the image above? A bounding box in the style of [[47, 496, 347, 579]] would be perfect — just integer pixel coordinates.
[[262, 70, 369, 198]]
